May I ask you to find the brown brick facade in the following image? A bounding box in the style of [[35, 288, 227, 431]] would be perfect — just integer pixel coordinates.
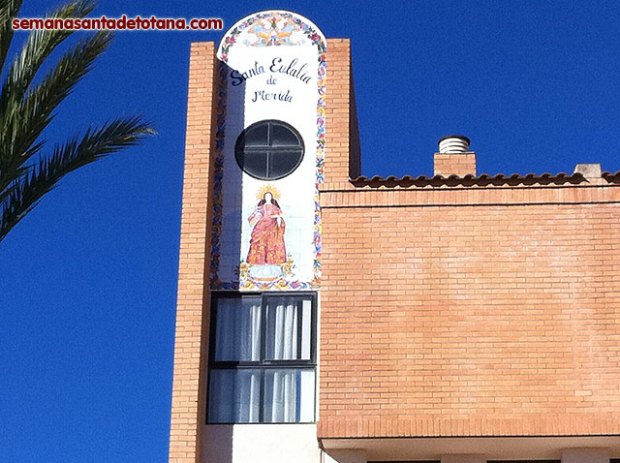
[[323, 39, 360, 190], [169, 42, 217, 463], [171, 35, 620, 461], [318, 193, 620, 438], [434, 152, 477, 176], [317, 40, 620, 441]]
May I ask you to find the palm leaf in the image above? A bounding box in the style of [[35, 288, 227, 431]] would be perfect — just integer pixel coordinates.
[[0, 31, 113, 200], [0, 0, 154, 243], [0, 0, 24, 72], [0, 0, 95, 108], [0, 117, 155, 242]]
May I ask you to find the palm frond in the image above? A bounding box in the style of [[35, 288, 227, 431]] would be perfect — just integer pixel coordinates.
[[0, 116, 155, 242], [0, 0, 155, 243], [0, 0, 24, 72], [0, 0, 95, 108], [0, 31, 112, 201]]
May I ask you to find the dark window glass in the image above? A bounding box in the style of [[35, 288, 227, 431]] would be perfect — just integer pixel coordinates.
[[208, 369, 261, 423], [213, 295, 262, 362], [235, 120, 304, 180], [207, 293, 316, 424], [238, 150, 268, 179], [264, 295, 312, 361], [269, 150, 304, 179], [243, 124, 268, 146], [271, 124, 299, 145]]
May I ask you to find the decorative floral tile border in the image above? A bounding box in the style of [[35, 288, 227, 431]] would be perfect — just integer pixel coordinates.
[[210, 11, 326, 291]]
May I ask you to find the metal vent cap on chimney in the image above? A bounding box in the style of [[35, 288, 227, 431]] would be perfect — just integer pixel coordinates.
[[439, 135, 471, 153]]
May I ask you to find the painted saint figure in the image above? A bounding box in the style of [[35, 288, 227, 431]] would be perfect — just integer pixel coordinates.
[[246, 192, 286, 265]]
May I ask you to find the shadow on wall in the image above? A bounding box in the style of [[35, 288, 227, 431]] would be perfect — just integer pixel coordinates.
[[211, 60, 244, 289], [202, 425, 233, 462], [201, 61, 244, 463]]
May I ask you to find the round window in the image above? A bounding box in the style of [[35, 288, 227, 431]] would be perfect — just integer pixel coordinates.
[[234, 120, 305, 180]]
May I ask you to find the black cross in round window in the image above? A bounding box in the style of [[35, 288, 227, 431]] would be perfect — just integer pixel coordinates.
[[234, 120, 305, 180]]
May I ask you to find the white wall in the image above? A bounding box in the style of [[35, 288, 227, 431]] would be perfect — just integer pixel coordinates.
[[202, 424, 321, 463]]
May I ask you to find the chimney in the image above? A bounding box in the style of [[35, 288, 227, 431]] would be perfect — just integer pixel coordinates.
[[434, 135, 477, 177], [574, 163, 604, 185], [573, 163, 601, 178]]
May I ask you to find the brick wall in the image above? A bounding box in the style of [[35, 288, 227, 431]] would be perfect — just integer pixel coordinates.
[[434, 153, 477, 176], [172, 35, 620, 457], [169, 42, 217, 463], [318, 191, 620, 438], [318, 39, 620, 440], [323, 39, 360, 189]]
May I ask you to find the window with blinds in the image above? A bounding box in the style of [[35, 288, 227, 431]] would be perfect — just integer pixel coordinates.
[[207, 292, 316, 423]]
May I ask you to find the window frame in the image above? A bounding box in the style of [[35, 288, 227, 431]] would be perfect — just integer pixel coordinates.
[[234, 119, 305, 181], [206, 291, 317, 424]]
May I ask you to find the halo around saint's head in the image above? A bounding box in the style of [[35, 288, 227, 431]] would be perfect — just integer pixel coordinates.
[[256, 184, 281, 201]]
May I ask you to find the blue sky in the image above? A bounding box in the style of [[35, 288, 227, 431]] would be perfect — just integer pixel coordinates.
[[1, 0, 619, 461]]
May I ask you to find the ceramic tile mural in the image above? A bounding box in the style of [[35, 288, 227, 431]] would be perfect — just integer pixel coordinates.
[[210, 11, 326, 291]]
